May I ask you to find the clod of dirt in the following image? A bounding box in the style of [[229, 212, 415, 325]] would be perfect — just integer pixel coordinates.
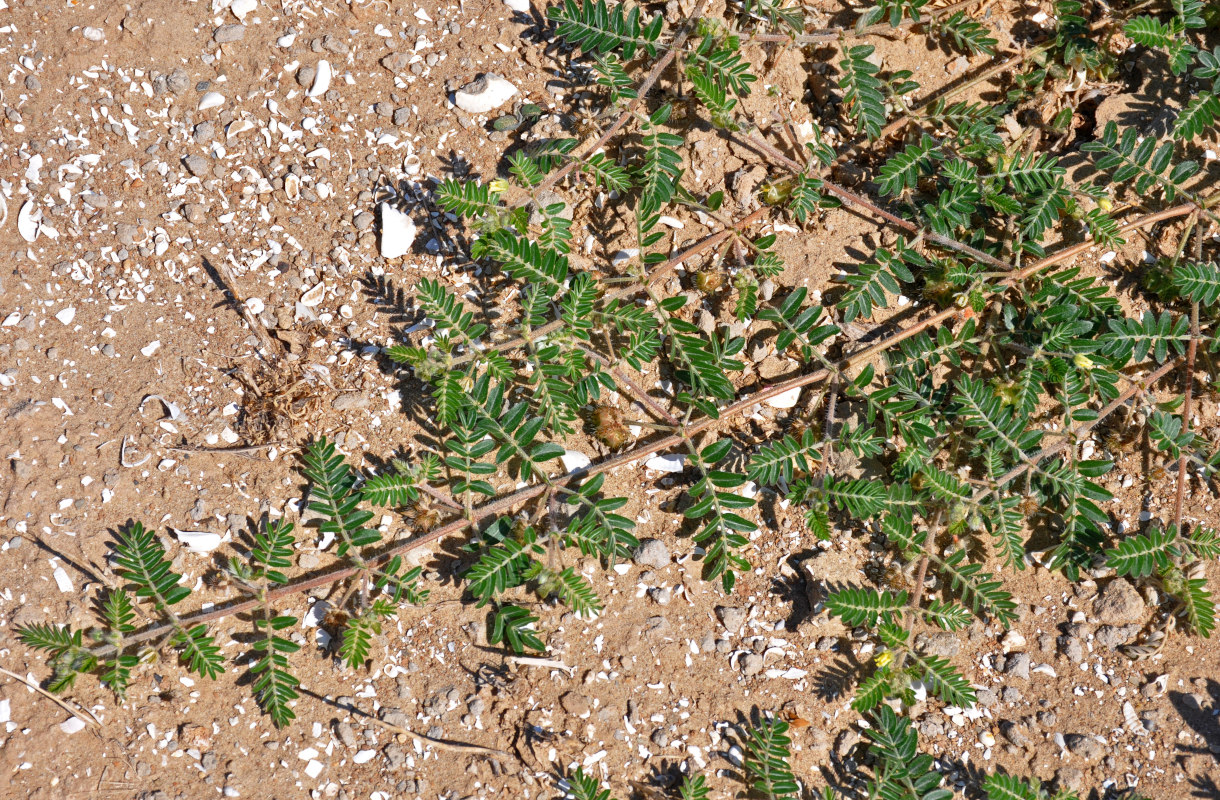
[[632, 538, 671, 569], [1065, 734, 1105, 763], [1093, 578, 1146, 625]]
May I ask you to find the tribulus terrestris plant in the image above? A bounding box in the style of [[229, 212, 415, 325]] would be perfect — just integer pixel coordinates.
[[16, 0, 1220, 796]]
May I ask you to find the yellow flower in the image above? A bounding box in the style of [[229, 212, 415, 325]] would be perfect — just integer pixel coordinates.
[[488, 179, 510, 196], [1073, 353, 1094, 371], [874, 650, 895, 668]]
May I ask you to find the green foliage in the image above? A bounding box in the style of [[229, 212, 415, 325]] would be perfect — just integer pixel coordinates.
[[638, 103, 684, 217], [302, 438, 380, 557], [1106, 524, 1179, 578], [934, 11, 998, 56], [864, 706, 952, 800], [548, 0, 664, 59], [489, 604, 545, 653], [1172, 261, 1220, 305], [826, 586, 908, 627], [1083, 122, 1200, 204], [839, 44, 887, 139], [742, 716, 799, 800], [836, 238, 923, 322]]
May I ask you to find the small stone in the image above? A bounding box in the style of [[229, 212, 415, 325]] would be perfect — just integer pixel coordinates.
[[374, 101, 394, 118], [740, 653, 764, 676], [331, 392, 370, 411], [393, 107, 411, 126], [650, 728, 669, 747], [200, 751, 218, 771], [1036, 710, 1058, 728], [214, 24, 246, 43], [381, 53, 411, 73], [1065, 734, 1104, 762], [632, 538, 670, 569], [299, 553, 320, 570], [194, 121, 215, 142], [183, 155, 210, 177], [25, 75, 41, 92], [297, 65, 316, 88], [167, 68, 190, 93], [82, 192, 109, 208], [184, 204, 207, 225], [1001, 686, 1023, 704], [1000, 720, 1031, 748], [975, 688, 998, 708], [1003, 652, 1031, 680], [1094, 578, 1145, 625], [353, 212, 374, 231], [716, 606, 747, 634], [335, 722, 358, 747]]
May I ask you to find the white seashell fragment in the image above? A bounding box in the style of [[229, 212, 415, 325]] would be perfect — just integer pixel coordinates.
[[504, 0, 530, 10], [141, 341, 162, 357], [645, 454, 686, 473], [561, 450, 591, 472], [766, 387, 802, 409], [1123, 701, 1147, 736], [82, 26, 104, 41], [277, 32, 297, 47], [230, 0, 256, 20], [378, 202, 416, 259], [300, 281, 325, 306], [172, 529, 223, 553], [60, 717, 87, 734], [17, 200, 39, 242], [246, 297, 265, 315], [284, 173, 300, 202], [198, 91, 225, 111], [55, 307, 76, 325], [353, 750, 376, 764], [306, 60, 331, 98], [453, 73, 518, 114], [53, 567, 74, 593], [226, 118, 255, 138]]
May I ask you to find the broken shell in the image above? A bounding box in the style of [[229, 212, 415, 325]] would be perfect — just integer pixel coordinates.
[[306, 59, 332, 98], [227, 118, 256, 138], [378, 202, 417, 259], [453, 73, 518, 114], [300, 281, 326, 307], [16, 200, 39, 242], [284, 173, 301, 202], [766, 387, 802, 409], [172, 529, 223, 554], [198, 91, 225, 111]]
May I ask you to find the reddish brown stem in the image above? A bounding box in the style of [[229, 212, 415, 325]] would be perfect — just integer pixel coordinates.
[[100, 204, 1196, 654]]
